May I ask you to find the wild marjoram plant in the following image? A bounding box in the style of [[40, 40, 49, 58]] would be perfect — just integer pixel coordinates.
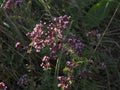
[[1, 0, 120, 90], [15, 15, 85, 90]]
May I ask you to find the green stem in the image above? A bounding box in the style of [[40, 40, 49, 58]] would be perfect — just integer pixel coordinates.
[[93, 3, 120, 53]]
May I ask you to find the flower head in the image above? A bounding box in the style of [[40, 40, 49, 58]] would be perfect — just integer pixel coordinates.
[[0, 82, 7, 90], [68, 34, 84, 56], [57, 75, 73, 90], [15, 42, 21, 48], [41, 56, 51, 70], [4, 0, 13, 10]]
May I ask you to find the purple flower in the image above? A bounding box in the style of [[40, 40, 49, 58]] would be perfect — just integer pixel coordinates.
[[67, 34, 84, 56], [17, 74, 27, 86], [66, 61, 71, 66], [66, 61, 78, 68]]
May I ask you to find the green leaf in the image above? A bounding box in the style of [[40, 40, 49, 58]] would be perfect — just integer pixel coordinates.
[[83, 0, 113, 28]]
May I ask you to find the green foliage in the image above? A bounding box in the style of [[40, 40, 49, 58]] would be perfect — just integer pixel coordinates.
[[83, 0, 113, 28]]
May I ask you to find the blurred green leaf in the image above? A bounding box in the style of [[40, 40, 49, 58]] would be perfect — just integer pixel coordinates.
[[83, 0, 113, 28]]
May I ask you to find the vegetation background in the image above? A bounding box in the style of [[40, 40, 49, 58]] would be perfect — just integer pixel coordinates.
[[0, 0, 120, 90]]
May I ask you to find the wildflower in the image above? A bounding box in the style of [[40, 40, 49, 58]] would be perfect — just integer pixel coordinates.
[[57, 75, 73, 90], [53, 15, 71, 29], [4, 0, 23, 10], [57, 76, 69, 89], [50, 42, 63, 59], [0, 82, 7, 90], [4, 0, 13, 10], [26, 21, 46, 52], [42, 56, 50, 62], [66, 61, 78, 68], [22, 46, 28, 50], [15, 42, 21, 48], [48, 15, 70, 58], [41, 56, 51, 70], [15, 42, 28, 52], [17, 74, 27, 86], [67, 34, 84, 56], [26, 15, 70, 54]]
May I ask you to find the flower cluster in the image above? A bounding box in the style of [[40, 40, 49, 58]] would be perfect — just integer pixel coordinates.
[[0, 82, 7, 90], [4, 0, 23, 10], [26, 21, 46, 52], [86, 30, 101, 39], [67, 34, 84, 56], [40, 56, 51, 70], [26, 15, 70, 58], [17, 74, 27, 86], [57, 75, 74, 90]]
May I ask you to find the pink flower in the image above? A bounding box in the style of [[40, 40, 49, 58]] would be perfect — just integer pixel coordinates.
[[26, 15, 70, 54], [42, 56, 50, 62], [15, 42, 21, 48], [26, 21, 46, 52], [0, 82, 7, 90], [4, 0, 23, 11], [41, 56, 51, 70], [57, 76, 72, 90], [4, 0, 13, 10]]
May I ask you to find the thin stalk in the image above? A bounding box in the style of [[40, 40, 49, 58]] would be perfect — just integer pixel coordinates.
[[38, 0, 51, 16], [93, 3, 120, 53], [92, 3, 120, 90], [4, 10, 24, 41]]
